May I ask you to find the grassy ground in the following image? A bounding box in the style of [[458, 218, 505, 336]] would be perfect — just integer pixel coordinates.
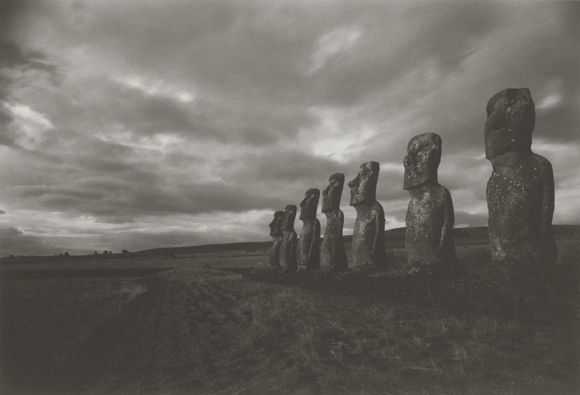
[[1, 243, 578, 394]]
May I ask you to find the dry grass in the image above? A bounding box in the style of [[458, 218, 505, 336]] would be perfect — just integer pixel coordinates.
[[1, 241, 578, 394]]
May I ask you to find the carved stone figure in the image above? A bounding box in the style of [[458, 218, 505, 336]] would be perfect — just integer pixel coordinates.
[[269, 210, 285, 270], [321, 173, 349, 272], [348, 162, 387, 268], [404, 133, 458, 272], [485, 88, 557, 263], [297, 189, 321, 272], [279, 204, 298, 273]]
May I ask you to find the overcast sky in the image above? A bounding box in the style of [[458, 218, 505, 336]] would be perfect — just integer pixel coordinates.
[[1, 0, 579, 256]]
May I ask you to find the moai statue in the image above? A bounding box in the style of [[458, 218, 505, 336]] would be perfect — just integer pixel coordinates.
[[297, 189, 321, 272], [320, 173, 349, 272], [279, 204, 298, 273], [269, 210, 285, 270], [404, 133, 458, 273], [348, 162, 387, 269], [485, 88, 557, 264]]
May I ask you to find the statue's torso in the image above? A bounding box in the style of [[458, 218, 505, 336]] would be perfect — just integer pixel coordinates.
[[269, 236, 282, 269], [351, 201, 386, 267], [298, 219, 320, 270], [487, 152, 556, 262], [321, 210, 348, 271], [405, 185, 453, 265], [280, 230, 297, 271]]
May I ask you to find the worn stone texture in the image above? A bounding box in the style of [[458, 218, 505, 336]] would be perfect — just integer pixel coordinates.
[[404, 133, 458, 271], [487, 153, 557, 263], [298, 188, 321, 272], [321, 173, 348, 272], [348, 162, 387, 268], [404, 133, 441, 190], [485, 88, 535, 160], [485, 88, 557, 263], [405, 186, 458, 268], [279, 205, 298, 273], [269, 210, 285, 270]]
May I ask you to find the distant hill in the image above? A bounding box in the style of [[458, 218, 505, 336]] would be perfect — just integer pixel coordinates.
[[133, 241, 273, 257], [135, 225, 578, 257], [2, 225, 578, 263]]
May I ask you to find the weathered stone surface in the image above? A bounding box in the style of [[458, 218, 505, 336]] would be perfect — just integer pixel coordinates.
[[485, 88, 535, 160], [297, 188, 321, 272], [485, 88, 557, 263], [269, 210, 285, 270], [279, 204, 298, 273], [404, 133, 458, 272], [348, 162, 387, 268], [321, 173, 349, 272]]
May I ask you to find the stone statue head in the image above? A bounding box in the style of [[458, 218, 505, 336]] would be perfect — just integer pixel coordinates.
[[485, 88, 535, 160], [269, 210, 285, 237], [322, 173, 345, 213], [282, 204, 297, 231], [348, 161, 379, 206], [403, 133, 441, 190], [299, 188, 320, 220]]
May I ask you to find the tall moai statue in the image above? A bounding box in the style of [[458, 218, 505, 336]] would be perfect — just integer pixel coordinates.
[[321, 173, 349, 272], [348, 162, 387, 269], [403, 133, 458, 272], [485, 88, 557, 263], [297, 188, 321, 272], [269, 210, 285, 270], [279, 204, 298, 273]]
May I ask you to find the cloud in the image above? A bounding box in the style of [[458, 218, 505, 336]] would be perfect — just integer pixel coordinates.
[[3, 102, 55, 149], [0, 39, 59, 150], [0, 0, 34, 37], [309, 27, 362, 74], [0, 226, 62, 257], [0, 41, 57, 77], [306, 2, 499, 106], [0, 40, 59, 113], [0, 1, 578, 256]]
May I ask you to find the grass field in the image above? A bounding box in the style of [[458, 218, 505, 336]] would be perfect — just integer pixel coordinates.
[[1, 231, 579, 394]]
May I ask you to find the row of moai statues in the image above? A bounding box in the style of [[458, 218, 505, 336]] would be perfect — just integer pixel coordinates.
[[269, 87, 557, 273], [269, 161, 395, 272], [269, 178, 348, 273]]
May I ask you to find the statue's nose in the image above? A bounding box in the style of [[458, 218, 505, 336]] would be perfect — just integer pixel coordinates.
[[347, 176, 358, 189], [404, 155, 414, 167]]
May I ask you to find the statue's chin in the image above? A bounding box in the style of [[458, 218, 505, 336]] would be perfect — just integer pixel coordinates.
[[485, 147, 503, 160], [350, 196, 368, 206], [404, 179, 426, 190], [300, 209, 315, 220]]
